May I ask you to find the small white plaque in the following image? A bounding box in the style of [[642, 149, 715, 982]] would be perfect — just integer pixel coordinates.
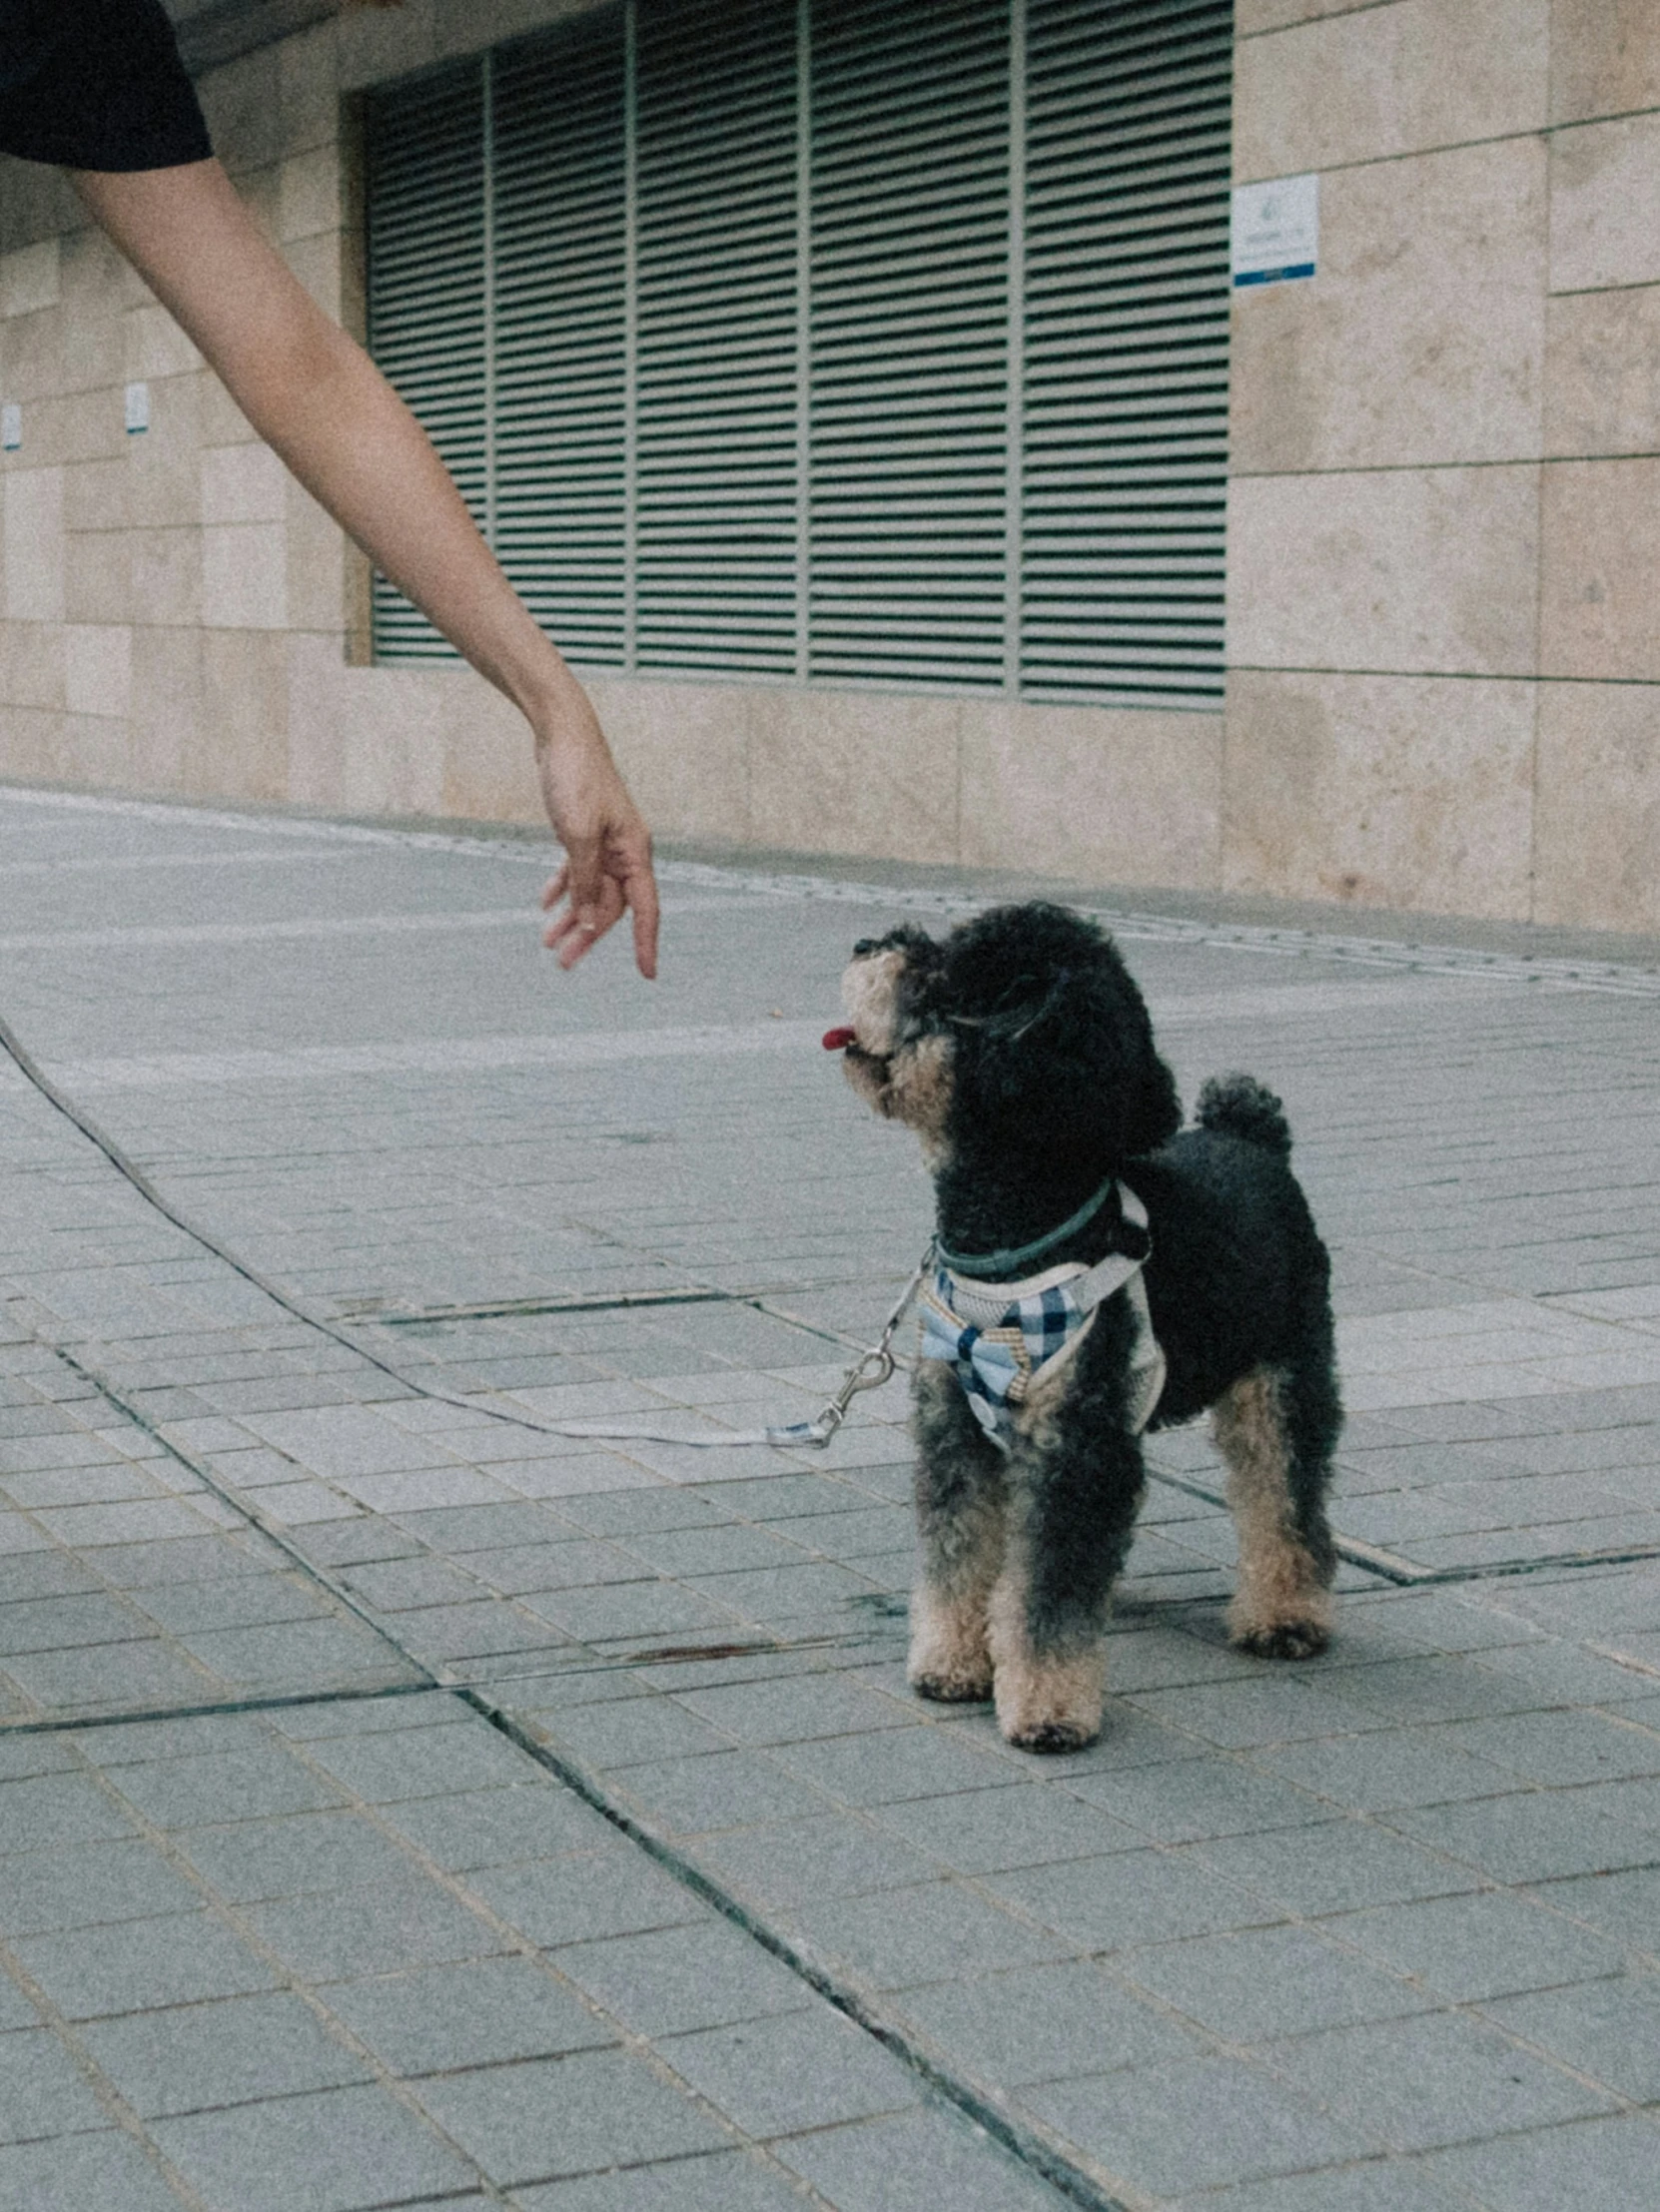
[[124, 380, 150, 434], [1, 403, 19, 451], [1232, 174, 1318, 289]]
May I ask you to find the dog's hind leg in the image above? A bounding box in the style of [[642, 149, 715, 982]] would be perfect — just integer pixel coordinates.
[[908, 1362, 1006, 1702], [1216, 1350, 1340, 1659]]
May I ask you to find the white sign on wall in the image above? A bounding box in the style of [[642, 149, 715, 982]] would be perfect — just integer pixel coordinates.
[[1231, 174, 1318, 289], [1, 403, 19, 451], [124, 380, 150, 434]]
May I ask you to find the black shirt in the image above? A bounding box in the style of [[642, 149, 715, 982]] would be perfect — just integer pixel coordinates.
[[0, 0, 212, 171]]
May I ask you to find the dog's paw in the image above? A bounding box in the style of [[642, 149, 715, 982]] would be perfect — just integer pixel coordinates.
[[910, 1667, 993, 1704], [1004, 1715, 1100, 1754], [1234, 1619, 1329, 1661]]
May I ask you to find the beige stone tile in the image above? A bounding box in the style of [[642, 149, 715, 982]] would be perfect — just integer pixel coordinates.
[[959, 699, 1222, 887], [1549, 0, 1660, 128], [340, 670, 448, 818], [434, 0, 591, 59], [284, 231, 345, 320], [1227, 465, 1540, 677], [0, 165, 78, 257], [58, 296, 125, 398], [2, 467, 64, 623], [748, 686, 960, 865], [284, 631, 346, 813], [1541, 456, 1660, 681], [0, 706, 65, 784], [202, 523, 288, 629], [64, 457, 130, 535], [1232, 137, 1546, 473], [2, 241, 59, 320], [52, 387, 128, 467], [1222, 668, 1535, 917], [63, 625, 132, 721], [130, 528, 204, 628], [61, 223, 146, 320], [202, 442, 287, 527], [197, 46, 285, 176], [1545, 283, 1660, 457], [0, 621, 65, 711], [60, 708, 139, 793], [3, 305, 64, 402], [1240, 0, 1381, 29], [279, 147, 342, 245], [586, 676, 752, 847], [196, 369, 258, 450], [125, 374, 204, 530], [199, 630, 291, 804], [63, 529, 131, 626], [125, 304, 203, 383], [1235, 0, 1549, 182], [287, 639, 458, 820], [1549, 112, 1660, 295], [1534, 679, 1660, 928], [439, 694, 547, 828], [285, 482, 348, 635], [278, 22, 341, 155], [339, 0, 436, 90], [129, 624, 203, 795]]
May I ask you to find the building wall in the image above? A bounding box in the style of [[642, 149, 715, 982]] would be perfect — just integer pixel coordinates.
[[1228, 0, 1660, 928], [1, 0, 1657, 926]]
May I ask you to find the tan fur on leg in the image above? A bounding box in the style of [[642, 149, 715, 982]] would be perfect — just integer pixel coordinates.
[[987, 1550, 1106, 1752], [1215, 1367, 1333, 1659], [908, 1582, 995, 1702], [908, 1366, 1001, 1701]]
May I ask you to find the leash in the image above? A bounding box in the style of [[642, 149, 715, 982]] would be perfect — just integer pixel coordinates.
[[0, 1006, 922, 1456]]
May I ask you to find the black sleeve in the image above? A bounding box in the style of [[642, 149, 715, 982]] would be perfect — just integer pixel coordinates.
[[0, 0, 213, 172]]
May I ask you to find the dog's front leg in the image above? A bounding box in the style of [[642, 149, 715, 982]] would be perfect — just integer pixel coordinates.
[[908, 1362, 1006, 1702], [990, 1383, 1146, 1753]]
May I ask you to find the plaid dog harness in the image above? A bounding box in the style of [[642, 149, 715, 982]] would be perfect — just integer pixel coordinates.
[[918, 1183, 1165, 1452]]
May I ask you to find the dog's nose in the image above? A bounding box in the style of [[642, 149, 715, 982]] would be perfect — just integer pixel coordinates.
[[852, 939, 879, 959]]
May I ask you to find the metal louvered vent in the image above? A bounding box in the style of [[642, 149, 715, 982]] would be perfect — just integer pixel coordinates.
[[1024, 0, 1233, 706], [364, 0, 1231, 707], [364, 61, 487, 659]]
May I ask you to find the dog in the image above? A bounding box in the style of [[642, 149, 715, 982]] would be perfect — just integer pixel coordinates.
[[828, 901, 1340, 1753]]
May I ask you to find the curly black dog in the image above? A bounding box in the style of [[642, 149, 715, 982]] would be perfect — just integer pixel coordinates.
[[831, 902, 1340, 1753]]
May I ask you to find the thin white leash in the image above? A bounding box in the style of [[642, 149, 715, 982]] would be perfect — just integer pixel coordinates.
[[1, 1002, 924, 1456], [552, 1260, 930, 1451]]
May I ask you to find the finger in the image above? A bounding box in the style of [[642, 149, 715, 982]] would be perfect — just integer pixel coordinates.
[[549, 878, 624, 966], [627, 856, 661, 981], [560, 832, 604, 923], [539, 862, 569, 914]]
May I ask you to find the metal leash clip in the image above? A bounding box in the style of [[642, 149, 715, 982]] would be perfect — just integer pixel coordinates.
[[777, 1254, 929, 1449]]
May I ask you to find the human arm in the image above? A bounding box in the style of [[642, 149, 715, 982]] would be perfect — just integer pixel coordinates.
[[72, 158, 658, 976]]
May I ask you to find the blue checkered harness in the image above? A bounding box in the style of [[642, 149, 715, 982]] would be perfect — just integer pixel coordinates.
[[918, 1184, 1165, 1454]]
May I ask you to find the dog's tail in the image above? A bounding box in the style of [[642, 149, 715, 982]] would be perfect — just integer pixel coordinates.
[[1196, 1073, 1292, 1159]]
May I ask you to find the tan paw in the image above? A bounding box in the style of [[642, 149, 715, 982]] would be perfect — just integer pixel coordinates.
[[910, 1666, 994, 1704], [1002, 1714, 1100, 1754], [1233, 1618, 1330, 1661]]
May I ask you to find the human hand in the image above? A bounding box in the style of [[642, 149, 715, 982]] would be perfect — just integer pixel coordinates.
[[533, 722, 659, 979]]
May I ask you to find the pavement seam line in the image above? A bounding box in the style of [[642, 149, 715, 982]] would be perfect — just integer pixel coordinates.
[[21, 1319, 1130, 2212]]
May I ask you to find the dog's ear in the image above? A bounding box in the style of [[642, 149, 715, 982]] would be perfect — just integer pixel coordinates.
[[948, 933, 1181, 1164]]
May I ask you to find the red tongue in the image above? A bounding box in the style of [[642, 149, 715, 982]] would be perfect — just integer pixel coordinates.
[[822, 1027, 857, 1052]]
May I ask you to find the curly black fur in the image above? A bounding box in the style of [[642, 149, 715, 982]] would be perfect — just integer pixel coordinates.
[[839, 903, 1343, 1752]]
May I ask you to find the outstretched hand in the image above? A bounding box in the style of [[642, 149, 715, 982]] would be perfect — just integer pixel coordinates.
[[534, 730, 660, 979]]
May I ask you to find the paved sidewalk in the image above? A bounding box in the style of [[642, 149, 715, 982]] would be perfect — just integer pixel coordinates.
[[2, 781, 1658, 2212]]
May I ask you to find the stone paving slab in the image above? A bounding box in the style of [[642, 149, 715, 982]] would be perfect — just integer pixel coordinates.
[[5, 784, 1660, 2209]]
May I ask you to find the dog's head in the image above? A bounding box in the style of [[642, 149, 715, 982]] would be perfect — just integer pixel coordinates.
[[832, 904, 1181, 1171]]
